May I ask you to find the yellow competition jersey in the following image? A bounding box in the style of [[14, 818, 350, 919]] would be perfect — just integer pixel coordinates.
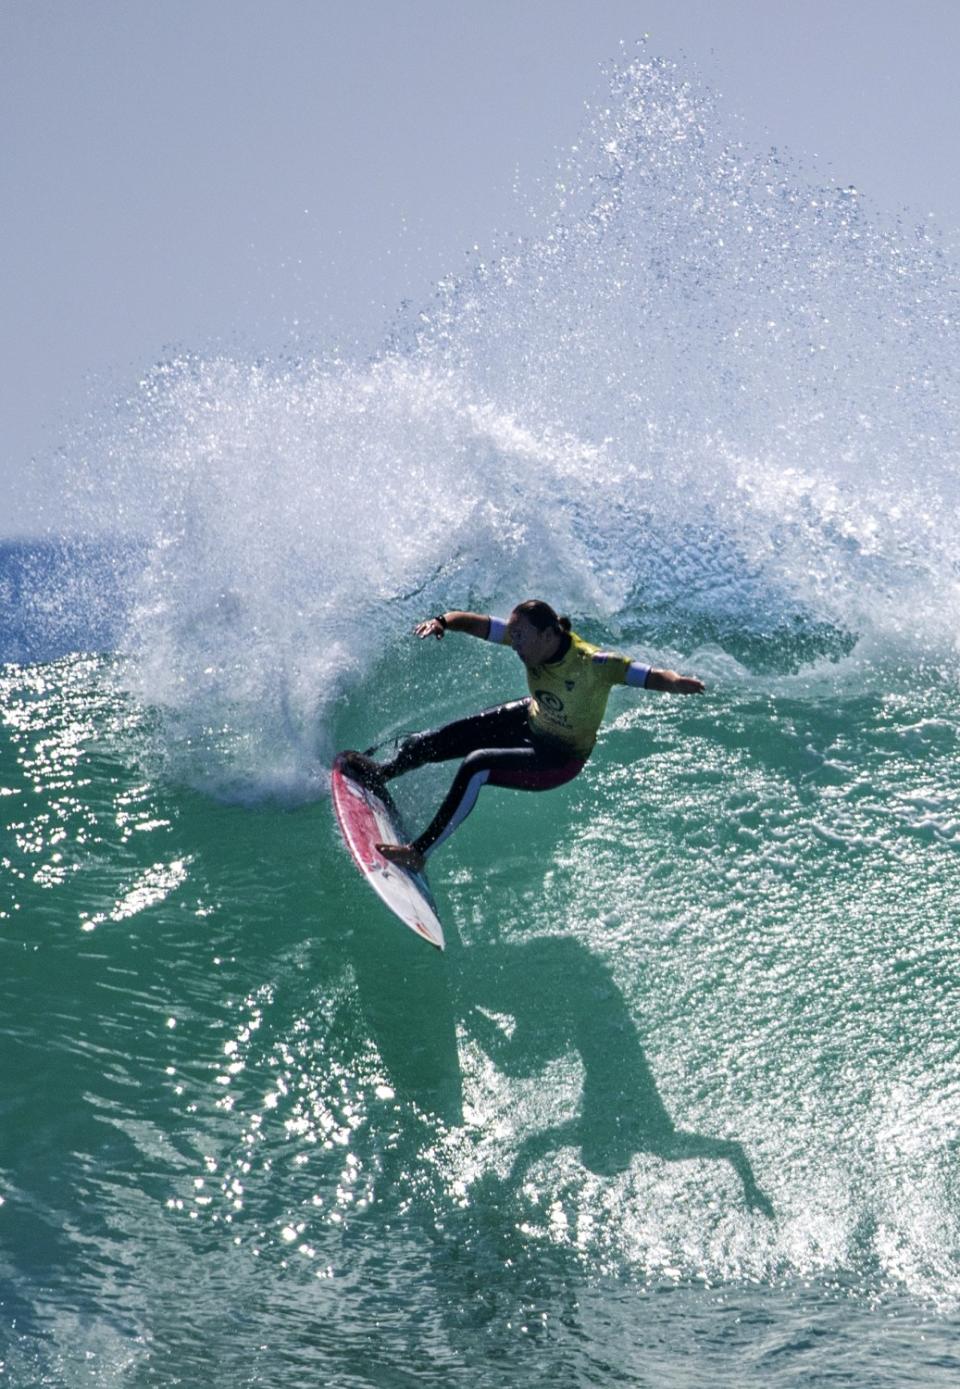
[[497, 628, 637, 758]]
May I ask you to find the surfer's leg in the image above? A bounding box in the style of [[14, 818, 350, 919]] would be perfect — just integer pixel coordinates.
[[378, 700, 532, 780], [412, 745, 584, 859]]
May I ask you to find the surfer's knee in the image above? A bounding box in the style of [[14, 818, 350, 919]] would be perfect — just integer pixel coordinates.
[[460, 748, 496, 776]]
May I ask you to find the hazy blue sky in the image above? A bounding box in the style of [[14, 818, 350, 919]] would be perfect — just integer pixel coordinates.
[[3, 1, 959, 534]]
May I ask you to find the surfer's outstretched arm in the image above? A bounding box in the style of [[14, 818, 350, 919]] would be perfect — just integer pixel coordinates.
[[414, 611, 498, 641], [641, 667, 705, 694]]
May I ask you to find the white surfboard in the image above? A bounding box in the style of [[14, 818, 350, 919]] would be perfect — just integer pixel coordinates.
[[331, 754, 445, 951]]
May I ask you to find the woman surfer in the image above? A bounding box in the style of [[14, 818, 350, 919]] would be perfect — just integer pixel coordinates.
[[343, 599, 704, 872]]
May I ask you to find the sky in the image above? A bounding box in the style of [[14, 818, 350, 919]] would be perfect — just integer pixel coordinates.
[[3, 0, 960, 536]]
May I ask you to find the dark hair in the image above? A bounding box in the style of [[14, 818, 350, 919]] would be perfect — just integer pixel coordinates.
[[511, 599, 571, 634]]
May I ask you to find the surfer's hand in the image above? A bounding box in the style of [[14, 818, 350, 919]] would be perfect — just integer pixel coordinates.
[[646, 668, 705, 694], [674, 675, 705, 694], [415, 617, 446, 640]]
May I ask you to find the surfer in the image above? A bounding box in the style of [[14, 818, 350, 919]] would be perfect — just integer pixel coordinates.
[[343, 599, 704, 872]]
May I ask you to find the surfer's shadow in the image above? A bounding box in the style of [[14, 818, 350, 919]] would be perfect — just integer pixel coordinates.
[[462, 934, 773, 1218]]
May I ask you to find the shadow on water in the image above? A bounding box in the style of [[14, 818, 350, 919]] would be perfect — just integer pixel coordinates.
[[347, 890, 772, 1216], [460, 932, 773, 1217], [357, 926, 777, 1375], [270, 800, 776, 1374]]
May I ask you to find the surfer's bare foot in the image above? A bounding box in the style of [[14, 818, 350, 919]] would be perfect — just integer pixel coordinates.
[[378, 842, 425, 873], [341, 750, 385, 789]]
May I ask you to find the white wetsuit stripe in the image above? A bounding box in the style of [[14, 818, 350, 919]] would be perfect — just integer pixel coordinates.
[[424, 768, 490, 858], [486, 616, 508, 644]]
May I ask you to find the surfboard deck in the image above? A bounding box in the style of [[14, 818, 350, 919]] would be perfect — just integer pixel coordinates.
[[331, 754, 445, 951]]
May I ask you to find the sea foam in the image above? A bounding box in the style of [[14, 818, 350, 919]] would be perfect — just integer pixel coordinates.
[[37, 51, 960, 796]]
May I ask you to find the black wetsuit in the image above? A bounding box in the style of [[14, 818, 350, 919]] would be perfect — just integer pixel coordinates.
[[380, 698, 585, 858]]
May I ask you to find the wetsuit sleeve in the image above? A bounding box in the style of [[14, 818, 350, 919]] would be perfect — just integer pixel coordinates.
[[486, 616, 510, 644]]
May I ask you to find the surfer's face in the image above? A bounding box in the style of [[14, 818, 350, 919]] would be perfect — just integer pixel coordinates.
[[507, 612, 561, 667]]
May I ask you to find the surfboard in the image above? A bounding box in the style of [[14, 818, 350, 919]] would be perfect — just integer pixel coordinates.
[[331, 754, 445, 951]]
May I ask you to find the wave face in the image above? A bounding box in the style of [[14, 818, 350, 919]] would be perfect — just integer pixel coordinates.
[[27, 53, 957, 797]]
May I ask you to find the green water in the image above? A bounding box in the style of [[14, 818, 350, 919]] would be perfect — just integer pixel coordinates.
[[3, 645, 960, 1386]]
